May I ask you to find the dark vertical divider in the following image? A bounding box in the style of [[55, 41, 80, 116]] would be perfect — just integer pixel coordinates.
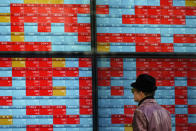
[[90, 0, 98, 131]]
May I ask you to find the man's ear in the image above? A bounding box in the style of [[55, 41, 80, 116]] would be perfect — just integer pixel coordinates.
[[140, 91, 146, 98]]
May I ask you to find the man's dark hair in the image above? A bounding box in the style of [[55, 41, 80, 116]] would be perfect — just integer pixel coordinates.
[[143, 91, 156, 97]]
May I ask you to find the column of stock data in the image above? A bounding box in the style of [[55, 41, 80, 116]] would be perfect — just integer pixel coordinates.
[[0, 0, 92, 52], [97, 58, 196, 131], [96, 0, 196, 53], [0, 58, 93, 131]]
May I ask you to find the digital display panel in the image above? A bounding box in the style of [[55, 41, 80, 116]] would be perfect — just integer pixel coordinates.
[[0, 58, 92, 131], [0, 0, 91, 52], [96, 0, 196, 53], [97, 58, 196, 131]]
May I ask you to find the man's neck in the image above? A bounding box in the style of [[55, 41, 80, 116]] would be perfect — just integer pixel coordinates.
[[138, 95, 154, 106]]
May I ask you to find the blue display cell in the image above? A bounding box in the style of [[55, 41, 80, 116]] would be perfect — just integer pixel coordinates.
[[111, 127, 124, 131], [98, 99, 110, 107], [173, 28, 185, 34], [37, 36, 51, 42], [124, 89, 133, 97], [185, 47, 196, 52], [51, 25, 65, 33], [78, 17, 90, 23], [70, 45, 90, 51], [135, 0, 147, 5], [155, 90, 175, 97], [53, 79, 66, 86], [13, 119, 26, 125], [79, 70, 92, 77], [97, 60, 110, 67], [64, 36, 78, 43], [175, 107, 188, 114], [79, 128, 93, 131], [111, 79, 134, 87], [39, 118, 53, 124], [66, 90, 79, 97], [123, 71, 136, 79], [124, 99, 137, 105], [97, 18, 110, 24], [161, 28, 174, 34], [98, 89, 110, 97], [123, 61, 136, 68], [10, 0, 24, 3], [185, 28, 196, 34], [52, 45, 65, 51], [186, 18, 196, 26], [110, 8, 134, 15], [161, 36, 173, 43], [110, 99, 124, 106], [12, 78, 26, 87], [188, 99, 196, 105], [111, 108, 124, 114], [12, 90, 25, 97], [11, 128, 26, 131], [109, 8, 122, 15], [0, 35, 11, 41], [0, 90, 11, 96], [135, 27, 148, 34], [188, 90, 196, 98], [26, 99, 40, 105], [110, 45, 135, 52], [80, 118, 93, 125], [0, 1, 10, 4], [54, 128, 67, 131], [147, 0, 160, 6], [122, 0, 135, 5], [65, 60, 79, 67], [51, 36, 65, 42], [108, 0, 122, 6], [59, 99, 79, 106], [121, 27, 136, 33], [66, 128, 79, 131], [109, 18, 122, 24], [24, 26, 38, 33], [65, 80, 79, 88], [109, 27, 122, 33], [26, 118, 39, 125], [174, 47, 186, 52], [156, 99, 175, 105], [99, 127, 111, 131], [25, 36, 37, 42], [0, 26, 10, 33], [0, 109, 12, 115], [0, 129, 12, 131], [99, 118, 111, 126], [39, 99, 53, 105], [97, 27, 110, 33], [175, 79, 187, 86], [66, 108, 79, 115], [188, 115, 196, 123], [173, 0, 185, 6], [64, 0, 90, 4], [12, 109, 26, 115], [146, 28, 160, 34], [124, 9, 135, 15], [99, 108, 111, 115]]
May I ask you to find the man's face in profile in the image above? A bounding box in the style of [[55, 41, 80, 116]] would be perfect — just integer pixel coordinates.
[[132, 88, 143, 102]]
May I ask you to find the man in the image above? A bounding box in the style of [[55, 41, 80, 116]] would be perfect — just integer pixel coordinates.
[[131, 74, 171, 131]]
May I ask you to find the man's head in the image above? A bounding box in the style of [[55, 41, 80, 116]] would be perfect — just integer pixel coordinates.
[[131, 74, 157, 102]]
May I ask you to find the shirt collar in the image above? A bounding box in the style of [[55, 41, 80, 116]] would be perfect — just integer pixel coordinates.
[[138, 95, 154, 106]]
